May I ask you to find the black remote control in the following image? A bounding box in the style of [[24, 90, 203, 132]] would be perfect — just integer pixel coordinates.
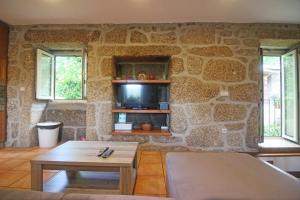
[[97, 147, 109, 157], [102, 149, 114, 158]]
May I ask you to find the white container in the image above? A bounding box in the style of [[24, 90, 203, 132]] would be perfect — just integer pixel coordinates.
[[114, 123, 132, 131], [37, 121, 61, 148]]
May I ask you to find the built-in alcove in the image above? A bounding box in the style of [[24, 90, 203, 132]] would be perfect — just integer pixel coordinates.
[[111, 56, 171, 136]]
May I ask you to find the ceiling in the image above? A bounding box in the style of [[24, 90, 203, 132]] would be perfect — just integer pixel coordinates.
[[0, 0, 300, 25]]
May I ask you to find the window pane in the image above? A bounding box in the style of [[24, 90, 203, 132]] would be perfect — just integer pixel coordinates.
[[36, 50, 53, 99], [262, 56, 281, 137], [55, 56, 82, 100], [281, 50, 298, 141]]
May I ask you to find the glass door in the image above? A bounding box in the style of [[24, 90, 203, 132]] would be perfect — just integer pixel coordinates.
[[281, 49, 298, 142]]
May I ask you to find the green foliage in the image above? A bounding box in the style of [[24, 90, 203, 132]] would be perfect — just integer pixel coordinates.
[[55, 56, 82, 99], [264, 124, 281, 137]]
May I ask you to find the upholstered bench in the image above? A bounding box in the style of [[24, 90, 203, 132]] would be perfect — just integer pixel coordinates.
[[166, 152, 300, 200]]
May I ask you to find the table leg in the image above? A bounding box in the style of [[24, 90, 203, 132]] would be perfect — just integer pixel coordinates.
[[31, 163, 43, 191], [66, 170, 77, 179], [120, 166, 132, 194]]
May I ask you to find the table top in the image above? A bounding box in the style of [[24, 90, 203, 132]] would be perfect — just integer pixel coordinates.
[[31, 141, 139, 167]]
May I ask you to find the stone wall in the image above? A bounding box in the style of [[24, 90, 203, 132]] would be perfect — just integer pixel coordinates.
[[6, 23, 300, 151], [44, 102, 86, 142]]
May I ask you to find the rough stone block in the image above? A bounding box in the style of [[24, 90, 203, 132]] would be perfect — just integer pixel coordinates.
[[170, 76, 219, 103], [185, 104, 212, 125], [10, 122, 19, 138], [220, 30, 232, 37], [214, 103, 247, 122], [151, 32, 177, 44], [76, 128, 86, 140], [86, 128, 98, 141], [100, 57, 114, 77], [109, 135, 149, 143], [88, 80, 112, 102], [234, 28, 249, 38], [62, 128, 75, 142], [180, 25, 215, 44], [169, 57, 184, 75], [46, 109, 86, 126], [223, 38, 240, 45], [24, 29, 100, 43], [86, 104, 96, 126], [7, 66, 20, 86], [139, 143, 189, 151], [187, 56, 203, 75], [97, 103, 112, 135], [236, 48, 258, 56], [7, 86, 17, 98], [227, 132, 243, 147], [151, 136, 183, 143], [170, 105, 188, 134], [248, 59, 260, 81], [130, 31, 148, 43], [186, 125, 224, 147], [255, 29, 276, 39], [98, 45, 181, 56], [105, 27, 127, 43], [246, 107, 259, 148], [224, 123, 245, 131], [229, 83, 259, 103], [203, 59, 246, 82], [21, 49, 34, 70], [188, 46, 233, 57], [243, 39, 259, 47]]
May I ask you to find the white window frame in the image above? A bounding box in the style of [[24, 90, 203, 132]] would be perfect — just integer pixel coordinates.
[[36, 48, 87, 100], [36, 49, 54, 100], [281, 49, 299, 143]]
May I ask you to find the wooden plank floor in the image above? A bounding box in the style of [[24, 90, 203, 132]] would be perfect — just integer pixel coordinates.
[[0, 147, 167, 197]]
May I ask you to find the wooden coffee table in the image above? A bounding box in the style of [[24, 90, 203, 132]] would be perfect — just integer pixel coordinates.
[[30, 141, 139, 194]]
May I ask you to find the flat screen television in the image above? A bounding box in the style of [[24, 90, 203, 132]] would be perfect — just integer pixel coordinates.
[[117, 84, 167, 109]]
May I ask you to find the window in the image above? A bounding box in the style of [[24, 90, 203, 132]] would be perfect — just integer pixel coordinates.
[[36, 49, 86, 100], [262, 56, 281, 137], [281, 50, 298, 142], [262, 48, 300, 144]]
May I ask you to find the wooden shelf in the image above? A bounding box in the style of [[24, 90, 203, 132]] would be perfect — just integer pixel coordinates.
[[112, 80, 171, 84], [112, 129, 171, 136], [112, 109, 171, 114]]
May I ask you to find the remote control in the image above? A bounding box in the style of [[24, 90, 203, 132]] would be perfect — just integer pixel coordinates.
[[102, 149, 114, 158], [97, 147, 109, 157]]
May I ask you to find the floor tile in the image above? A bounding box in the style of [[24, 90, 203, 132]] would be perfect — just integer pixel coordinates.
[[138, 163, 164, 176], [9, 174, 31, 189], [134, 175, 166, 195], [9, 171, 59, 189], [0, 152, 21, 159], [141, 151, 161, 155], [0, 158, 8, 163], [0, 148, 168, 197], [0, 171, 28, 187], [140, 153, 162, 164], [0, 159, 28, 170], [12, 161, 31, 171]]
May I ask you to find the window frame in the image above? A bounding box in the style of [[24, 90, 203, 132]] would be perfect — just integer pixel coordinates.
[[261, 47, 300, 144], [281, 49, 299, 143], [36, 49, 55, 100], [36, 48, 87, 101], [261, 54, 282, 139]]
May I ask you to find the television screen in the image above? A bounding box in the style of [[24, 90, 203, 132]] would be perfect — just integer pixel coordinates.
[[117, 84, 167, 109]]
